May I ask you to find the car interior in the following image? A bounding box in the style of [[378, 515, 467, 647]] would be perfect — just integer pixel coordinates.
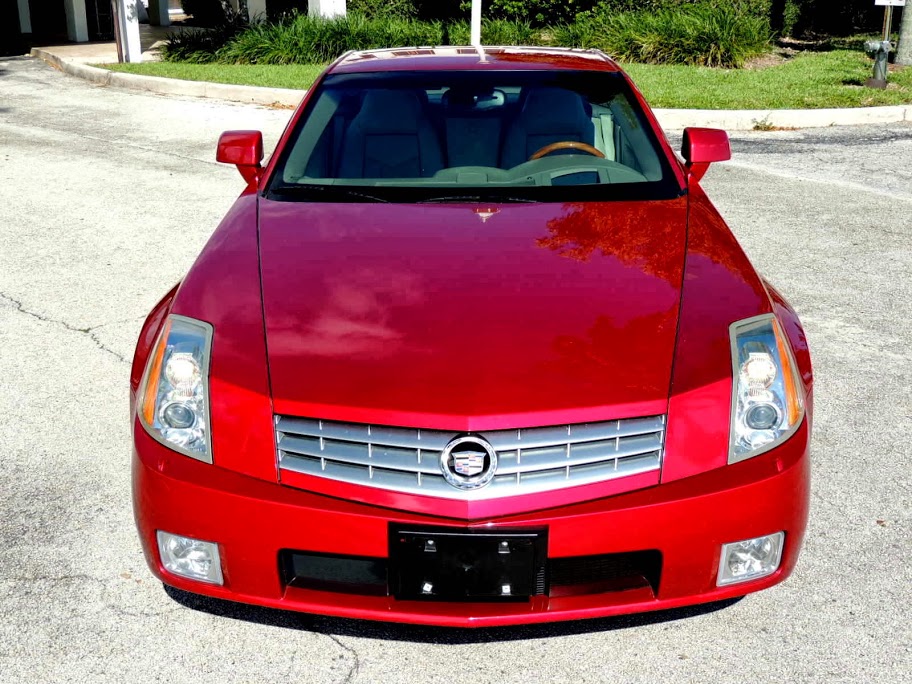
[[279, 76, 666, 189]]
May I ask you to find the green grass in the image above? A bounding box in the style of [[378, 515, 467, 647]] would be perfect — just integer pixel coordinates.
[[99, 62, 326, 90], [626, 50, 912, 108], [99, 50, 912, 109]]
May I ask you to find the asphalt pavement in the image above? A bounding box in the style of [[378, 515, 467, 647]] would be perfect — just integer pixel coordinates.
[[0, 55, 909, 684]]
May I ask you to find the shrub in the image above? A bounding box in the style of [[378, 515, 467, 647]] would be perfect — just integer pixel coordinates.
[[163, 1, 771, 68], [565, 3, 771, 67], [347, 0, 418, 19], [447, 19, 544, 46], [480, 1, 600, 26], [551, 19, 601, 49], [162, 13, 247, 63], [267, 0, 420, 21], [214, 12, 444, 64]]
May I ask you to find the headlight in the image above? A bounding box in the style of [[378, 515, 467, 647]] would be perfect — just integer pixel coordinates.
[[138, 314, 213, 463], [729, 314, 804, 463]]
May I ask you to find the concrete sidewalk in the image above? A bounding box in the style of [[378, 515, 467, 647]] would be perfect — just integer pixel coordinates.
[[41, 23, 180, 64], [23, 41, 912, 129]]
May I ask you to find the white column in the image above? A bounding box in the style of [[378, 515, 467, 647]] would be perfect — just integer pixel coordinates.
[[17, 0, 31, 33], [308, 0, 346, 19], [64, 0, 89, 42], [115, 0, 143, 62], [248, 0, 268, 21], [148, 0, 170, 26]]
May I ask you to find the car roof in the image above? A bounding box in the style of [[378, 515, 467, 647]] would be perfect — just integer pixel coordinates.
[[328, 46, 624, 75]]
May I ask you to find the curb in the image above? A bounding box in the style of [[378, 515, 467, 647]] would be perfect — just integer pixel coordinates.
[[30, 48, 305, 108], [655, 105, 912, 130], [31, 48, 912, 129]]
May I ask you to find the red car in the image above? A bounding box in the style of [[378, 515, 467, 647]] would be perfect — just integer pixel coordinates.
[[131, 47, 812, 627]]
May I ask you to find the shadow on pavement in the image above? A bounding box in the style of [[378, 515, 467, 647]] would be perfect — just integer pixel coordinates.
[[163, 585, 741, 643]]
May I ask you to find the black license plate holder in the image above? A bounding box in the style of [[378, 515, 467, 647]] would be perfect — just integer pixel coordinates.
[[389, 526, 548, 601]]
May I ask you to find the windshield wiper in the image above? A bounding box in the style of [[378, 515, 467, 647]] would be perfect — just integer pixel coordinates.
[[270, 184, 390, 203], [416, 195, 539, 204]]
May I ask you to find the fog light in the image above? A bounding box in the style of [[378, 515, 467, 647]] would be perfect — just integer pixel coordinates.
[[156, 531, 223, 585], [717, 532, 784, 586]]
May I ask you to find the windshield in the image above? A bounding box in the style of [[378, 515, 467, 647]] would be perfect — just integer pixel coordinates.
[[268, 70, 681, 203]]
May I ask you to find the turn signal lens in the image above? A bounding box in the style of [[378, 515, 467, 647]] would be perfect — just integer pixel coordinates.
[[141, 319, 170, 426], [138, 315, 213, 463], [729, 315, 805, 463]]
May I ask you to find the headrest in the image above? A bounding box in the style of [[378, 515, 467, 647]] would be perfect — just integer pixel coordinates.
[[354, 90, 426, 134], [519, 87, 590, 133]]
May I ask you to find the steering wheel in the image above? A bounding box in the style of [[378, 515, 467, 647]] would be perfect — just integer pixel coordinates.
[[529, 141, 606, 161]]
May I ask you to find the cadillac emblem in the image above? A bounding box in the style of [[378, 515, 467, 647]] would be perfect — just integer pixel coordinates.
[[439, 435, 498, 490]]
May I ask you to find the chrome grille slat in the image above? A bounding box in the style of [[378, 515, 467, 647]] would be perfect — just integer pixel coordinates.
[[495, 432, 663, 475], [483, 415, 665, 451], [279, 435, 442, 474], [276, 415, 665, 499], [276, 416, 453, 450]]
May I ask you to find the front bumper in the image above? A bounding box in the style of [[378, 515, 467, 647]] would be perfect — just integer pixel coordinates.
[[132, 417, 810, 628]]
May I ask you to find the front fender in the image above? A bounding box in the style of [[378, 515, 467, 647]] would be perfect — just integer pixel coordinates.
[[662, 188, 774, 484], [129, 282, 180, 411], [765, 280, 814, 393]]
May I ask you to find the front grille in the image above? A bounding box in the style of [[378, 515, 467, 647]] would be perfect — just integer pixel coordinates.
[[276, 415, 665, 499]]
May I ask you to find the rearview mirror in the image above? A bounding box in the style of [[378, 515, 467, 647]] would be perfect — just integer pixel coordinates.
[[681, 127, 731, 183], [217, 130, 264, 188]]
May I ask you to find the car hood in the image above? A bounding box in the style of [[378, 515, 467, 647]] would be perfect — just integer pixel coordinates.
[[258, 197, 688, 429]]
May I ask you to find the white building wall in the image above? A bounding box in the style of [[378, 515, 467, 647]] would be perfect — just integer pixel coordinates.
[[309, 0, 346, 18], [248, 0, 267, 20]]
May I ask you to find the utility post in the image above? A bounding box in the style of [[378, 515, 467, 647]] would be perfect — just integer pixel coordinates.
[[866, 0, 905, 88], [112, 0, 142, 63], [471, 0, 482, 46]]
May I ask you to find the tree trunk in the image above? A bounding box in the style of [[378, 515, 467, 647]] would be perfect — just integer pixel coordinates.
[[898, 8, 912, 66]]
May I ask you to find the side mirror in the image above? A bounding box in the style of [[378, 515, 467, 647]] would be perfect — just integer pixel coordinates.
[[217, 130, 264, 188], [681, 127, 731, 184]]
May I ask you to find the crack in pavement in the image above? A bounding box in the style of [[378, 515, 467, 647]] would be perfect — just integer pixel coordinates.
[[325, 634, 362, 684], [0, 292, 130, 365], [0, 573, 101, 584]]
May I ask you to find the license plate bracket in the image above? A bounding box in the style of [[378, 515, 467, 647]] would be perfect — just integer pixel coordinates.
[[389, 526, 548, 601]]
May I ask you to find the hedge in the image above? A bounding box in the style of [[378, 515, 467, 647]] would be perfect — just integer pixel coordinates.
[[164, 3, 771, 69]]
